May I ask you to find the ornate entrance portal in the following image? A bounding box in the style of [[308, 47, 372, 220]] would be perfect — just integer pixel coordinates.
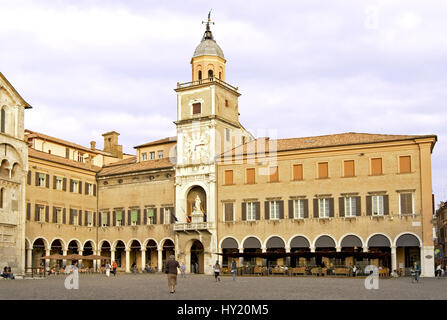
[[190, 240, 204, 274]]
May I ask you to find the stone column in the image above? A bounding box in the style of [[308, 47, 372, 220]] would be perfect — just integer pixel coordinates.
[[78, 250, 83, 268], [238, 248, 244, 267], [310, 246, 315, 253], [336, 246, 341, 252], [285, 246, 291, 267], [158, 248, 163, 272], [45, 249, 50, 270], [391, 246, 397, 274], [125, 249, 130, 273], [62, 249, 67, 268], [111, 249, 115, 264], [26, 248, 32, 271], [141, 249, 146, 272]]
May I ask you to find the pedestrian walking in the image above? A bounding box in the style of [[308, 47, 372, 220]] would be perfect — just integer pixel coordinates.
[[213, 261, 221, 282], [411, 262, 420, 283], [105, 262, 111, 277], [180, 262, 186, 278], [231, 259, 237, 281], [112, 260, 117, 276], [352, 265, 357, 277], [166, 255, 181, 294], [131, 261, 137, 275]]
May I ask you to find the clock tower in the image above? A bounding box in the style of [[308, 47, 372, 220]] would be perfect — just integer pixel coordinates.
[[173, 13, 252, 274]]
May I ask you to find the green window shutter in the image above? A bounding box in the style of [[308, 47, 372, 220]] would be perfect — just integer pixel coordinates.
[[131, 210, 138, 222], [147, 209, 154, 217], [116, 210, 122, 221]]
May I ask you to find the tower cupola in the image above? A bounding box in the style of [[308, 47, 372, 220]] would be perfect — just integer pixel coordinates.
[[191, 11, 226, 82]]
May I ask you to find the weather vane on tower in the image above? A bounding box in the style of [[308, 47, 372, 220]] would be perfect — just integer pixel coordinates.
[[201, 9, 215, 40]]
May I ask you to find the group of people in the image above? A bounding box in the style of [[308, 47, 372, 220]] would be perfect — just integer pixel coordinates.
[[1, 266, 15, 279], [104, 261, 118, 277]]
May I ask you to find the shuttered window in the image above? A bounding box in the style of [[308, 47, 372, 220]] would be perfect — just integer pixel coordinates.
[[293, 164, 303, 181], [246, 202, 256, 221], [318, 198, 330, 218], [102, 212, 108, 226], [294, 199, 305, 219], [372, 195, 384, 215], [246, 168, 255, 184], [224, 170, 233, 185], [318, 162, 328, 179], [38, 173, 46, 187], [224, 203, 234, 222], [371, 158, 382, 175], [86, 212, 93, 226], [269, 201, 280, 219], [344, 197, 357, 217], [147, 208, 155, 224], [399, 156, 411, 173], [192, 103, 201, 114], [269, 166, 279, 182], [116, 210, 123, 226], [344, 160, 355, 177], [400, 193, 413, 215], [131, 209, 138, 225], [72, 210, 79, 226]]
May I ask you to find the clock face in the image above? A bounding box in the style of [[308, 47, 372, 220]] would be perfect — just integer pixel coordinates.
[[183, 131, 209, 164]]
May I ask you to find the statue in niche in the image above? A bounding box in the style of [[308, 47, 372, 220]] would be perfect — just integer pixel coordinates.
[[193, 195, 202, 213]]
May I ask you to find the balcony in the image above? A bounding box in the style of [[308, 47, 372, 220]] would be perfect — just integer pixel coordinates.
[[176, 77, 238, 92], [173, 222, 214, 233]]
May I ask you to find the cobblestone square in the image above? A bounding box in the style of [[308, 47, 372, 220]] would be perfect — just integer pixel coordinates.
[[1, 274, 446, 300]]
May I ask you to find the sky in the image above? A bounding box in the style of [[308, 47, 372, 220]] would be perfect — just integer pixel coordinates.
[[1, 0, 446, 204]]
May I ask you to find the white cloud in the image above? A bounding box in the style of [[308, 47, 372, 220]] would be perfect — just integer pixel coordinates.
[[2, 0, 447, 203]]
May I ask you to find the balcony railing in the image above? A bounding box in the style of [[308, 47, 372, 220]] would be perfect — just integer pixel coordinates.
[[177, 77, 238, 92], [173, 222, 213, 232]]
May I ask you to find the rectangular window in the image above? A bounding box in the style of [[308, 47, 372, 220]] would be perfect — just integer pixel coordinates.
[[86, 183, 93, 195], [269, 201, 280, 220], [65, 148, 70, 159], [102, 212, 109, 226], [225, 128, 231, 142], [163, 208, 171, 224], [224, 170, 233, 185], [269, 166, 279, 182], [224, 203, 234, 222], [116, 210, 123, 226], [141, 153, 147, 161], [38, 173, 46, 187], [399, 156, 411, 173], [318, 162, 328, 179], [372, 195, 384, 216], [131, 209, 138, 226], [158, 151, 163, 159], [192, 103, 201, 115], [150, 152, 155, 160], [344, 160, 355, 177], [400, 193, 413, 215], [293, 164, 303, 181], [39, 206, 45, 222], [72, 210, 78, 226], [77, 153, 84, 162], [246, 168, 255, 184], [318, 198, 330, 218], [87, 212, 93, 227], [56, 208, 63, 224], [293, 199, 305, 219], [246, 202, 256, 221], [344, 197, 357, 217], [73, 180, 79, 193], [147, 208, 155, 225], [56, 177, 63, 190], [371, 158, 383, 175]]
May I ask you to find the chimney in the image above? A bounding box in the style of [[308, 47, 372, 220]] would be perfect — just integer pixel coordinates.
[[90, 141, 96, 150]]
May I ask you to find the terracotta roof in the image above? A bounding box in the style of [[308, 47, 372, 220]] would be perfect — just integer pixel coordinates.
[[218, 132, 437, 159], [25, 129, 113, 156], [28, 148, 101, 173], [98, 157, 175, 176], [134, 136, 177, 149]]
